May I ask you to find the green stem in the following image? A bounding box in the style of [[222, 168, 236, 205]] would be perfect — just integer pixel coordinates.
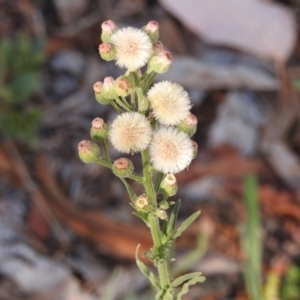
[[101, 141, 111, 162], [129, 173, 143, 183], [149, 215, 173, 299], [95, 157, 112, 168], [141, 150, 173, 299], [141, 150, 156, 204], [109, 100, 122, 113], [115, 96, 131, 111], [122, 96, 132, 109]]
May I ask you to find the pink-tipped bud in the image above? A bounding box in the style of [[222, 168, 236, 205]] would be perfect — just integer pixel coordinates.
[[101, 20, 117, 41], [145, 21, 159, 33], [90, 118, 109, 141], [93, 81, 103, 94], [112, 158, 134, 178], [143, 20, 159, 42], [102, 76, 115, 99], [99, 43, 115, 61], [148, 50, 172, 73], [78, 140, 100, 163], [101, 20, 116, 32], [93, 81, 110, 105], [177, 113, 197, 137], [153, 41, 164, 53]]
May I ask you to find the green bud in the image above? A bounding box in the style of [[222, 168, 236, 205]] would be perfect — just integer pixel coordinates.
[[90, 118, 109, 141], [114, 76, 134, 97], [148, 50, 172, 73], [78, 140, 100, 163], [142, 20, 159, 43], [112, 158, 134, 178], [99, 43, 116, 61], [155, 208, 167, 220], [176, 113, 198, 137], [93, 82, 110, 105], [160, 174, 177, 197], [101, 20, 117, 43], [159, 201, 169, 210], [102, 77, 115, 99]]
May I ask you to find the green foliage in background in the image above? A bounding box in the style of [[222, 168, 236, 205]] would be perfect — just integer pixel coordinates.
[[281, 264, 300, 300], [0, 32, 44, 145], [242, 175, 263, 300]]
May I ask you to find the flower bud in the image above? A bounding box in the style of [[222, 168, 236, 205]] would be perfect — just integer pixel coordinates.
[[114, 76, 133, 97], [192, 141, 198, 158], [93, 81, 110, 105], [99, 43, 116, 61], [143, 20, 159, 43], [155, 208, 167, 220], [112, 158, 134, 178], [135, 194, 151, 212], [90, 118, 109, 141], [160, 174, 177, 196], [78, 140, 100, 163], [148, 50, 172, 73], [177, 113, 198, 137], [102, 76, 115, 99], [153, 41, 164, 54], [101, 20, 117, 42], [159, 201, 169, 210]]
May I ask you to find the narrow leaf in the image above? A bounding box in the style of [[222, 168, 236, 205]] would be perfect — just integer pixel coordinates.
[[176, 276, 206, 300], [172, 211, 201, 240], [135, 245, 160, 289], [171, 272, 203, 287], [166, 199, 181, 236]]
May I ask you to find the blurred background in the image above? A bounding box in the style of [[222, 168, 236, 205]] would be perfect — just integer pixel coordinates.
[[1, 0, 300, 299]]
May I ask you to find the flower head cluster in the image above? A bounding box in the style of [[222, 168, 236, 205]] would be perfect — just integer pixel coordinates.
[[82, 20, 197, 177]]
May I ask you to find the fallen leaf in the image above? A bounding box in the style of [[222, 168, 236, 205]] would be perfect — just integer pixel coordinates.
[[157, 56, 279, 90], [159, 0, 296, 62]]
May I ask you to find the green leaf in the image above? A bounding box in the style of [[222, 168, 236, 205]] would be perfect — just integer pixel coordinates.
[[166, 199, 181, 236], [0, 38, 14, 71], [172, 211, 201, 240], [135, 244, 160, 290], [171, 272, 204, 287], [0, 87, 14, 103], [9, 72, 39, 103], [176, 275, 206, 300], [0, 109, 41, 144]]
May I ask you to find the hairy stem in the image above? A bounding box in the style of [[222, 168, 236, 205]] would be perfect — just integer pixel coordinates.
[[141, 150, 174, 299]]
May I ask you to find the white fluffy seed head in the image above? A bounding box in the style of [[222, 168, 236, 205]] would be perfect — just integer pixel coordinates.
[[147, 81, 191, 125], [109, 112, 152, 153], [110, 27, 153, 70], [149, 127, 194, 174]]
